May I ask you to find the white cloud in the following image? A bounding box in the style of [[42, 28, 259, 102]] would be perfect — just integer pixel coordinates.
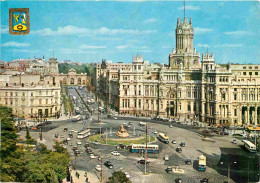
[[9, 49, 37, 53], [31, 25, 156, 36], [224, 30, 254, 36], [215, 44, 243, 48], [116, 45, 129, 49], [2, 41, 30, 47], [178, 5, 200, 11], [60, 48, 96, 54], [194, 27, 213, 34], [143, 18, 157, 24], [79, 45, 106, 49], [1, 25, 9, 34], [196, 44, 210, 48]]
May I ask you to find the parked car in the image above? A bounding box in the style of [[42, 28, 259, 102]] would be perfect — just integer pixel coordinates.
[[60, 135, 64, 138], [180, 142, 185, 147], [164, 155, 169, 161], [104, 161, 113, 169], [89, 154, 96, 159], [185, 158, 192, 165], [138, 159, 150, 165], [128, 122, 133, 125], [172, 140, 177, 144], [232, 139, 237, 144], [125, 172, 130, 178], [95, 165, 101, 172], [169, 124, 173, 128], [55, 134, 58, 138], [176, 147, 182, 153], [111, 151, 120, 156], [166, 167, 172, 173], [67, 138, 71, 141]]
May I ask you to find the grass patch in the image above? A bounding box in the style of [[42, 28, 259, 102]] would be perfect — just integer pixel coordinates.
[[89, 134, 156, 146]]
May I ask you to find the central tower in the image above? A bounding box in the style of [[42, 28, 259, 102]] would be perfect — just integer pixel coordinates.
[[169, 17, 200, 70]]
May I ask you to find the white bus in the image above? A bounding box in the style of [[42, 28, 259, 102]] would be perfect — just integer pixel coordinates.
[[72, 115, 81, 122], [243, 140, 256, 153], [78, 129, 90, 137], [158, 133, 169, 144], [130, 144, 159, 153]]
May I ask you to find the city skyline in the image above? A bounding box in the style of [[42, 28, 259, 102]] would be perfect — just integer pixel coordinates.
[[1, 1, 260, 64]]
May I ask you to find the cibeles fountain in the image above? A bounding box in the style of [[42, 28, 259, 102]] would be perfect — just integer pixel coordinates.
[[116, 124, 129, 138]]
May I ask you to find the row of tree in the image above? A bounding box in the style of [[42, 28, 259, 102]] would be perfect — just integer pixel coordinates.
[[58, 63, 94, 76], [0, 106, 70, 182]]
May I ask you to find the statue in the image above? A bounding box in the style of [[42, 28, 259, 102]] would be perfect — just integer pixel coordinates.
[[116, 124, 129, 138]]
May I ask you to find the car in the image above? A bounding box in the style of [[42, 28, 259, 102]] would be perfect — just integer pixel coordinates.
[[95, 165, 101, 172], [74, 130, 78, 133], [89, 154, 96, 159], [111, 151, 120, 156], [176, 147, 182, 153], [67, 138, 71, 141], [138, 159, 150, 165], [72, 146, 78, 151], [104, 161, 113, 169], [92, 141, 100, 145], [68, 134, 73, 138], [175, 178, 183, 183], [153, 131, 158, 134], [69, 143, 73, 146], [55, 134, 58, 138], [60, 135, 64, 138], [77, 141, 82, 145], [172, 140, 177, 144], [232, 139, 237, 144], [180, 142, 185, 147], [166, 166, 172, 173], [86, 149, 93, 154], [64, 127, 68, 132], [169, 124, 173, 128], [74, 150, 81, 155], [200, 178, 209, 183], [114, 117, 118, 120], [185, 158, 192, 165], [125, 172, 130, 178], [128, 122, 133, 125], [85, 143, 89, 147], [168, 119, 173, 122], [164, 155, 169, 161]]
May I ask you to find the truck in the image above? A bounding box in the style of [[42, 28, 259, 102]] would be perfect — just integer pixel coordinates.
[[198, 155, 206, 171]]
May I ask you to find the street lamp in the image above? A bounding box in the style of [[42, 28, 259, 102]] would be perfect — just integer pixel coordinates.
[[220, 161, 237, 183]]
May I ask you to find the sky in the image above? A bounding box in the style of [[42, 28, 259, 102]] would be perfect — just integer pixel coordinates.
[[0, 1, 260, 64]]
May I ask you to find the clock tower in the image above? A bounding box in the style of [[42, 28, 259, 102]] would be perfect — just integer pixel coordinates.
[[169, 17, 200, 70]]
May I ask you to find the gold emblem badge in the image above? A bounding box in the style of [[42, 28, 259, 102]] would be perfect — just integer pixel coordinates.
[[9, 8, 30, 35]]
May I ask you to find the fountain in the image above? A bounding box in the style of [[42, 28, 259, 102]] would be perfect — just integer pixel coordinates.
[[116, 124, 129, 138]]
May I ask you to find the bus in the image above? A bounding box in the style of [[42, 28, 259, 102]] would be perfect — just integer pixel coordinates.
[[72, 115, 81, 122], [243, 140, 257, 153], [75, 107, 80, 114], [130, 144, 159, 154], [77, 129, 91, 139], [198, 155, 206, 171], [158, 133, 169, 144]]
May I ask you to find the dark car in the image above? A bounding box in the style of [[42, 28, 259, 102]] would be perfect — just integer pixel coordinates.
[[84, 143, 89, 148], [200, 178, 209, 183], [64, 127, 68, 132], [175, 178, 182, 183], [138, 159, 150, 165], [128, 122, 133, 125], [176, 147, 182, 153], [104, 161, 113, 169], [68, 134, 73, 138], [54, 134, 58, 138], [166, 167, 172, 173], [180, 142, 185, 147], [185, 158, 192, 165]]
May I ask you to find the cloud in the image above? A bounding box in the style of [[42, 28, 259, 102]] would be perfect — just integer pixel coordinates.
[[60, 48, 96, 54], [178, 5, 200, 11], [2, 41, 30, 47], [116, 45, 129, 49], [194, 27, 213, 34], [143, 18, 157, 24], [224, 30, 254, 36], [1, 25, 9, 34], [115, 44, 150, 52], [79, 45, 106, 49], [196, 44, 210, 48], [9, 49, 38, 53], [215, 44, 243, 48], [31, 25, 156, 36]]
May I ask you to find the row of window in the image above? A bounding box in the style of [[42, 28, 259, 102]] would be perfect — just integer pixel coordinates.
[[243, 72, 258, 76], [2, 91, 59, 97]]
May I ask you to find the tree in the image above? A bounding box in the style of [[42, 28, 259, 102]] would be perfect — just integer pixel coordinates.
[[25, 126, 34, 144], [107, 171, 131, 183]]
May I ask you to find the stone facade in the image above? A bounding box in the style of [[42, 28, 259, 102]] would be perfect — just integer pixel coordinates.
[[94, 17, 260, 126], [59, 68, 90, 86]]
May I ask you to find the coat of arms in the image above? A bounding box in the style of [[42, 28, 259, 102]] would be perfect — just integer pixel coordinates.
[[9, 8, 30, 35]]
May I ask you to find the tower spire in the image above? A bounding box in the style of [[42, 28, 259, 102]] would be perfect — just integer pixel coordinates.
[[184, 0, 185, 19]]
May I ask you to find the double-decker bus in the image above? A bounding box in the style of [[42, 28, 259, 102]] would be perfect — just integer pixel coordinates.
[[158, 133, 169, 144], [77, 129, 90, 139], [243, 140, 256, 153], [129, 144, 159, 154], [198, 155, 206, 171]]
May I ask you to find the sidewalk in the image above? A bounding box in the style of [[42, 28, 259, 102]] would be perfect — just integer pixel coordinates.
[[69, 169, 100, 183], [52, 104, 71, 122]]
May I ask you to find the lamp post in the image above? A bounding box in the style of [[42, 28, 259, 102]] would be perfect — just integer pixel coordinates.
[[220, 161, 237, 183]]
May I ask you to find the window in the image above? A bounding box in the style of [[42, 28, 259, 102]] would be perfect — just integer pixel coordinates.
[[31, 93, 33, 97], [39, 99, 42, 104], [255, 72, 258, 76], [234, 94, 237, 100], [249, 72, 252, 75], [6, 83, 8, 86], [234, 88, 237, 91], [234, 109, 237, 116], [124, 90, 127, 95], [46, 99, 48, 104], [222, 94, 226, 100], [243, 72, 246, 75]]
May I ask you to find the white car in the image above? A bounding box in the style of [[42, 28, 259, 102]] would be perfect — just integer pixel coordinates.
[[114, 117, 118, 120], [89, 154, 96, 159], [125, 172, 130, 178], [95, 165, 101, 172], [60, 135, 64, 138], [74, 130, 78, 133], [77, 141, 82, 145], [153, 131, 158, 134], [111, 151, 120, 156], [67, 138, 71, 141], [169, 124, 173, 128]]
